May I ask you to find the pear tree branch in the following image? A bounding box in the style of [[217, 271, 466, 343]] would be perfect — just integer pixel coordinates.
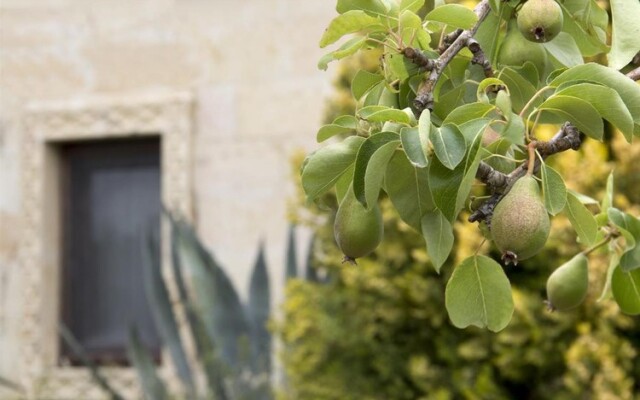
[[396, 0, 623, 225], [469, 122, 582, 224], [471, 64, 640, 224], [413, 0, 493, 113]]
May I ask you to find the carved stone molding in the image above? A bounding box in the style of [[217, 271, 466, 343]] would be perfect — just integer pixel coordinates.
[[19, 92, 194, 399]]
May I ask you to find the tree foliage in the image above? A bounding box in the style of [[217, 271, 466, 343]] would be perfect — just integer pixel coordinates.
[[277, 140, 640, 399], [300, 0, 640, 330], [275, 0, 640, 397]]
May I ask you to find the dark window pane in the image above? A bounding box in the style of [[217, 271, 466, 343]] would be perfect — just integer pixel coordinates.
[[61, 137, 161, 365]]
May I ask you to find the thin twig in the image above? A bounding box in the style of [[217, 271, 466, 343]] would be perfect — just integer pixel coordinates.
[[475, 161, 508, 189], [467, 38, 494, 78], [402, 47, 436, 70], [526, 141, 537, 176], [626, 66, 640, 81], [438, 28, 464, 54]]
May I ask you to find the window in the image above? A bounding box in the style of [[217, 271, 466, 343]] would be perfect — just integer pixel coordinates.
[[59, 137, 162, 365]]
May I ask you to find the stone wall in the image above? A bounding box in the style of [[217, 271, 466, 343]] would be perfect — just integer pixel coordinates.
[[0, 0, 336, 396]]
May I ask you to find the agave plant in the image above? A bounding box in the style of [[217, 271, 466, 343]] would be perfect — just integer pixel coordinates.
[[285, 225, 298, 281], [0, 374, 25, 399], [61, 212, 284, 400]]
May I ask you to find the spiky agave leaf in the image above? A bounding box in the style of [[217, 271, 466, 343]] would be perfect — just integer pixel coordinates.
[[285, 224, 298, 280], [127, 327, 168, 400], [248, 241, 271, 375], [171, 217, 250, 367], [305, 234, 320, 283], [166, 211, 229, 400], [58, 324, 126, 400], [0, 375, 24, 395], [141, 229, 196, 395]]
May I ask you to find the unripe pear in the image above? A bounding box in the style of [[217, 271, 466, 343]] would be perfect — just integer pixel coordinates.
[[517, 0, 564, 43], [334, 186, 383, 260], [498, 21, 547, 76], [546, 253, 589, 311], [490, 175, 550, 264]]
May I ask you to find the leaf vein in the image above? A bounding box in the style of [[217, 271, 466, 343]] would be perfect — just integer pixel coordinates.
[[628, 272, 640, 300], [473, 257, 488, 326]]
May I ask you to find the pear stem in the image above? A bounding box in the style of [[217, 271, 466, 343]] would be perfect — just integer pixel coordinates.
[[518, 86, 553, 119], [482, 153, 519, 163], [526, 111, 542, 143], [581, 236, 612, 257], [474, 238, 487, 256], [526, 142, 537, 176], [580, 226, 622, 256]]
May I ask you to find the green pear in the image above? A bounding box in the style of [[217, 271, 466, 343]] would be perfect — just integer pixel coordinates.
[[546, 253, 589, 311], [490, 175, 550, 264], [334, 186, 383, 260], [517, 0, 564, 43], [498, 20, 547, 76]]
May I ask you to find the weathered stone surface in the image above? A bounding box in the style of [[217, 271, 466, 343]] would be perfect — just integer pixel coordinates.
[[0, 0, 335, 396]]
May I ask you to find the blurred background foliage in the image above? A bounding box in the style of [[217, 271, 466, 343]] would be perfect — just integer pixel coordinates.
[[274, 47, 640, 399]]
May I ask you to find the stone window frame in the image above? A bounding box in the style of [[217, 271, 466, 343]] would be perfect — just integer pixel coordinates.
[[19, 92, 193, 399]]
